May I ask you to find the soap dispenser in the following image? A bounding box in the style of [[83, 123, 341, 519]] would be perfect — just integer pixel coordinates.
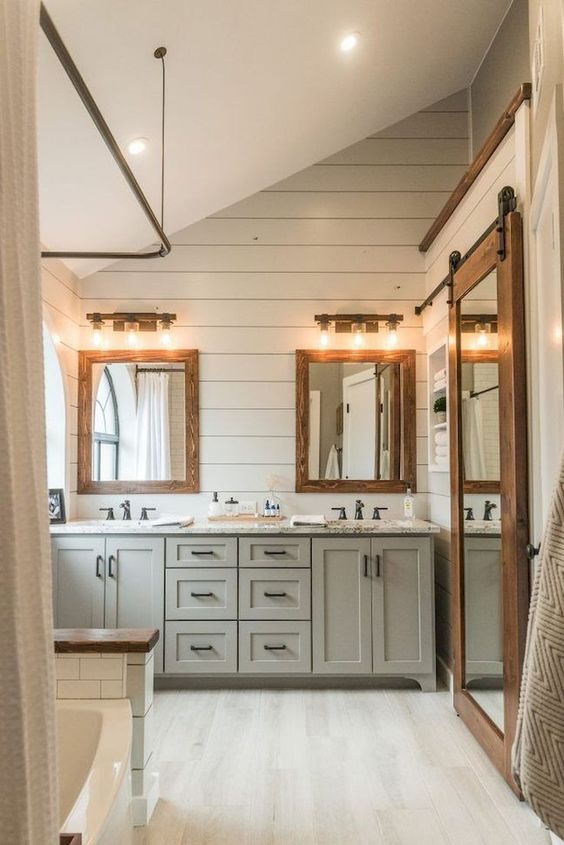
[[208, 492, 223, 518], [403, 485, 415, 520]]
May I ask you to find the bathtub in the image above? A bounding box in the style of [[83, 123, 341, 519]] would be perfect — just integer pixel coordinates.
[[57, 699, 133, 845]]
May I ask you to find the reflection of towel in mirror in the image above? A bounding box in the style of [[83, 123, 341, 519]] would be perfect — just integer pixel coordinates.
[[435, 445, 448, 457], [435, 430, 448, 446], [381, 449, 390, 479], [435, 454, 449, 465], [324, 444, 340, 480], [434, 368, 447, 382], [434, 379, 447, 391]]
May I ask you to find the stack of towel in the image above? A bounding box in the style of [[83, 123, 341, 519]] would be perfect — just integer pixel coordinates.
[[434, 429, 449, 466], [434, 367, 447, 392]]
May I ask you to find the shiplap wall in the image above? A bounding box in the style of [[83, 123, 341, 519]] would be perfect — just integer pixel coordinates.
[[423, 119, 521, 668], [41, 256, 80, 518], [59, 91, 468, 520]]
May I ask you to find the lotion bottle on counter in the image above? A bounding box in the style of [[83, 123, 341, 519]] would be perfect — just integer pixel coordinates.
[[403, 486, 414, 520], [208, 492, 223, 518]]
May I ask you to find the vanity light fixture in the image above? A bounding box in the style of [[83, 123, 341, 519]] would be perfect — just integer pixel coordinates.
[[313, 313, 404, 348], [340, 32, 360, 52], [86, 311, 177, 348], [89, 314, 105, 348], [474, 320, 491, 348]]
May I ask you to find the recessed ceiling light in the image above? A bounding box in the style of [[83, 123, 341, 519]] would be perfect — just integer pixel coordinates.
[[127, 137, 148, 155], [340, 33, 360, 53]]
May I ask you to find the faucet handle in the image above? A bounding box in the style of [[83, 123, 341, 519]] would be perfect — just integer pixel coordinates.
[[99, 507, 115, 521], [331, 507, 347, 520], [464, 507, 474, 521], [140, 507, 156, 521], [372, 506, 388, 520]]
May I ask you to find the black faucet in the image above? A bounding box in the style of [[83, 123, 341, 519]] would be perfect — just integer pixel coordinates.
[[99, 507, 115, 521], [372, 506, 388, 520], [119, 499, 132, 520], [464, 507, 474, 521], [140, 507, 157, 521], [483, 500, 497, 521], [354, 500, 365, 520], [331, 506, 347, 520]]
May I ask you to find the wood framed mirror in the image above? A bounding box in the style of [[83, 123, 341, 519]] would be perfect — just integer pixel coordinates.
[[78, 349, 199, 493], [295, 349, 416, 493], [449, 208, 529, 792]]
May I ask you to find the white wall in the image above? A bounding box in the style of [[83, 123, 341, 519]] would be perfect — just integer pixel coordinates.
[[72, 92, 468, 520]]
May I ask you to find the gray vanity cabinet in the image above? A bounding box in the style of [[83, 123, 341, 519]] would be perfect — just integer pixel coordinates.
[[52, 536, 106, 629], [371, 537, 434, 678], [51, 536, 165, 672], [312, 538, 373, 674]]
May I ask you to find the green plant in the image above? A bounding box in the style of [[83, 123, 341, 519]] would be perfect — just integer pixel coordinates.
[[433, 395, 447, 414]]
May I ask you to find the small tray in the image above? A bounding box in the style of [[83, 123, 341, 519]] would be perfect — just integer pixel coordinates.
[[207, 514, 285, 522]]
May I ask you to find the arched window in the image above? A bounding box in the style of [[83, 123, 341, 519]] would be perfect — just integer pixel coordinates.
[[93, 367, 119, 481]]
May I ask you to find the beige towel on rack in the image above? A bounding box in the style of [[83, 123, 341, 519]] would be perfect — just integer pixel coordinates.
[[513, 450, 564, 838], [324, 444, 340, 480]]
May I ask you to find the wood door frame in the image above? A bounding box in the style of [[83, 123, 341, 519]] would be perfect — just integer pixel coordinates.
[[449, 213, 529, 793], [78, 349, 199, 493], [295, 349, 416, 493]]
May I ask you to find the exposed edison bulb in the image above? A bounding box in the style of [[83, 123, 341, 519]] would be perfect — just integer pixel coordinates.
[[475, 322, 490, 349], [90, 317, 104, 348], [340, 33, 360, 52], [318, 320, 330, 348], [160, 317, 174, 348], [386, 321, 399, 348], [125, 321, 139, 348], [352, 325, 364, 348]]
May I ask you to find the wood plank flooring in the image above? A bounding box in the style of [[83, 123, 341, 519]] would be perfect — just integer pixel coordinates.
[[134, 688, 550, 844]]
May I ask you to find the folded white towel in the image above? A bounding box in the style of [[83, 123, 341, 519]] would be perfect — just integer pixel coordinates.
[[290, 515, 327, 527], [435, 431, 448, 446], [434, 368, 447, 382], [151, 515, 194, 527], [434, 379, 447, 391], [435, 454, 449, 465], [435, 445, 448, 456]]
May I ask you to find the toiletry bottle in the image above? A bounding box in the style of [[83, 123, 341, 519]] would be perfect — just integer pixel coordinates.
[[275, 503, 281, 519], [403, 486, 414, 520], [264, 499, 270, 517], [208, 492, 223, 518]]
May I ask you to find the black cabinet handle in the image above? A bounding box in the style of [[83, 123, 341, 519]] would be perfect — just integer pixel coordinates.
[[264, 549, 287, 556], [264, 591, 287, 598], [95, 555, 103, 578], [190, 644, 213, 651], [375, 554, 381, 578], [190, 591, 214, 598], [108, 554, 116, 578], [191, 550, 215, 556], [364, 554, 369, 577], [264, 644, 287, 651]]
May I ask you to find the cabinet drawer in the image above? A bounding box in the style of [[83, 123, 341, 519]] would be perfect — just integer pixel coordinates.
[[239, 537, 311, 568], [239, 621, 311, 673], [166, 568, 237, 620], [165, 622, 237, 673], [166, 537, 237, 568], [239, 568, 311, 620]]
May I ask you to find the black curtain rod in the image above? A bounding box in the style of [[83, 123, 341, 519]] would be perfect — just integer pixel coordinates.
[[135, 366, 184, 373], [39, 3, 171, 261], [470, 384, 499, 399]]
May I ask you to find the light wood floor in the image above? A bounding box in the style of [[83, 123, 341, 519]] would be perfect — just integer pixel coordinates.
[[134, 688, 550, 844]]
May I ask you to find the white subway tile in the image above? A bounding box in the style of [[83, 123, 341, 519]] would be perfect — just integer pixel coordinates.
[[80, 656, 125, 681], [55, 658, 79, 680], [57, 679, 101, 699], [101, 679, 126, 698]]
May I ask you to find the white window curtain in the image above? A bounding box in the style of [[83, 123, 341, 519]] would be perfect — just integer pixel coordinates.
[[0, 0, 58, 842], [135, 372, 172, 480]]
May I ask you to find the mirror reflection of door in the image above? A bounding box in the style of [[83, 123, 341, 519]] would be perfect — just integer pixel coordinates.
[[308, 361, 399, 482], [460, 269, 503, 731]]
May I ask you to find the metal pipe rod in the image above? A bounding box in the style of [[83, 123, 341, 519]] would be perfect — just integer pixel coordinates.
[[39, 3, 171, 261]]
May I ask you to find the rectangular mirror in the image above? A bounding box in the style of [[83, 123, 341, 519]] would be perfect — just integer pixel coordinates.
[[296, 350, 416, 493], [78, 350, 199, 493]]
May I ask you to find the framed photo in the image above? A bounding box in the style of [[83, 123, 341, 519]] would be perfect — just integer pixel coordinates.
[[48, 488, 66, 524]]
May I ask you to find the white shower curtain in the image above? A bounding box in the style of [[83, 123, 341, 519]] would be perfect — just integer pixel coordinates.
[[0, 0, 58, 842], [462, 393, 486, 479], [136, 372, 172, 480]]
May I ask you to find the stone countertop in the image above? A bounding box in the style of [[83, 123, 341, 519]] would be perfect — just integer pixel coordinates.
[[50, 517, 440, 536], [54, 627, 159, 653], [464, 520, 502, 536]]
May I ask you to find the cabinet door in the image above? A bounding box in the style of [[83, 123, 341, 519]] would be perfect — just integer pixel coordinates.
[[52, 537, 106, 628], [104, 537, 165, 673], [371, 537, 434, 675], [464, 537, 503, 681], [312, 538, 372, 674]]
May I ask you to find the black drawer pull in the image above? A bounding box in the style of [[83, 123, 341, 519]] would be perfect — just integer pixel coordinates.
[[191, 550, 215, 556], [191, 591, 214, 598], [190, 644, 213, 651], [364, 554, 369, 577], [375, 554, 381, 578], [95, 555, 103, 578], [108, 554, 116, 578], [264, 591, 287, 598], [264, 550, 287, 556], [264, 644, 287, 651]]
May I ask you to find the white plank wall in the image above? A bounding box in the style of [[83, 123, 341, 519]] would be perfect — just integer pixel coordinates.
[[41, 257, 81, 517], [423, 123, 517, 667], [57, 91, 468, 520]]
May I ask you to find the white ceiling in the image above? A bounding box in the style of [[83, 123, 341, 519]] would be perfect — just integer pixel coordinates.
[[37, 0, 512, 277]]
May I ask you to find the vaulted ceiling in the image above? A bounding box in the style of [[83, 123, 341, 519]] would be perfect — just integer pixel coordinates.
[[37, 0, 511, 276]]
